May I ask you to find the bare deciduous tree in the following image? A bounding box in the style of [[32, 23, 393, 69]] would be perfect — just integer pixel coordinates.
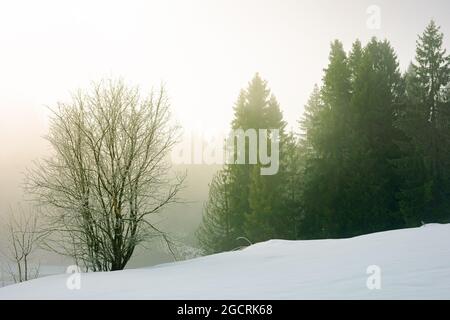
[[27, 79, 185, 271], [1, 205, 42, 283]]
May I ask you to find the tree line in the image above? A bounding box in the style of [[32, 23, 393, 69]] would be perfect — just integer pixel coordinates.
[[197, 20, 450, 253], [3, 21, 449, 277]]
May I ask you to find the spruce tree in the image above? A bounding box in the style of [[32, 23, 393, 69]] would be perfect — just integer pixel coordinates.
[[349, 38, 404, 234], [237, 78, 287, 242], [228, 73, 277, 240], [197, 73, 288, 250], [301, 40, 352, 238], [397, 20, 450, 224]]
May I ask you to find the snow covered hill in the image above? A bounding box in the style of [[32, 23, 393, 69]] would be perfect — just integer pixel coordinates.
[[1, 224, 450, 300]]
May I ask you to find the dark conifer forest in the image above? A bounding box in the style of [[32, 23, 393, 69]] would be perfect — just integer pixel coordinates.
[[197, 21, 450, 253]]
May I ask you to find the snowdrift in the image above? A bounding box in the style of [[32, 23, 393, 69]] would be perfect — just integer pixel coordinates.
[[1, 224, 449, 299]]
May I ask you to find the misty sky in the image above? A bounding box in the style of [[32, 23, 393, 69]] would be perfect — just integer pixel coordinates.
[[1, 0, 450, 212]]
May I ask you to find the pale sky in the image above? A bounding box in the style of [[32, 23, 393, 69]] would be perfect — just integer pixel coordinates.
[[1, 0, 450, 210]]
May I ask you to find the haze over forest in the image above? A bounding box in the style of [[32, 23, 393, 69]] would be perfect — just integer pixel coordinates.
[[2, 0, 450, 268]]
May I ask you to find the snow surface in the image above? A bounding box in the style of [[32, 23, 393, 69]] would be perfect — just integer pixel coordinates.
[[0, 224, 449, 300]]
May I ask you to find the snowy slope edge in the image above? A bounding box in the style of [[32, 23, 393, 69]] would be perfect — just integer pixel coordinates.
[[0, 224, 449, 300]]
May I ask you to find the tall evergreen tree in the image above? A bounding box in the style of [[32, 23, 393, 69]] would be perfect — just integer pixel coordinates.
[[228, 74, 283, 240], [197, 73, 288, 250], [397, 21, 450, 224], [348, 38, 404, 234], [300, 40, 352, 238], [235, 77, 287, 242]]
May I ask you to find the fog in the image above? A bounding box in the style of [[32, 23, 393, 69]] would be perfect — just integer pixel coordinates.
[[1, 0, 450, 272]]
